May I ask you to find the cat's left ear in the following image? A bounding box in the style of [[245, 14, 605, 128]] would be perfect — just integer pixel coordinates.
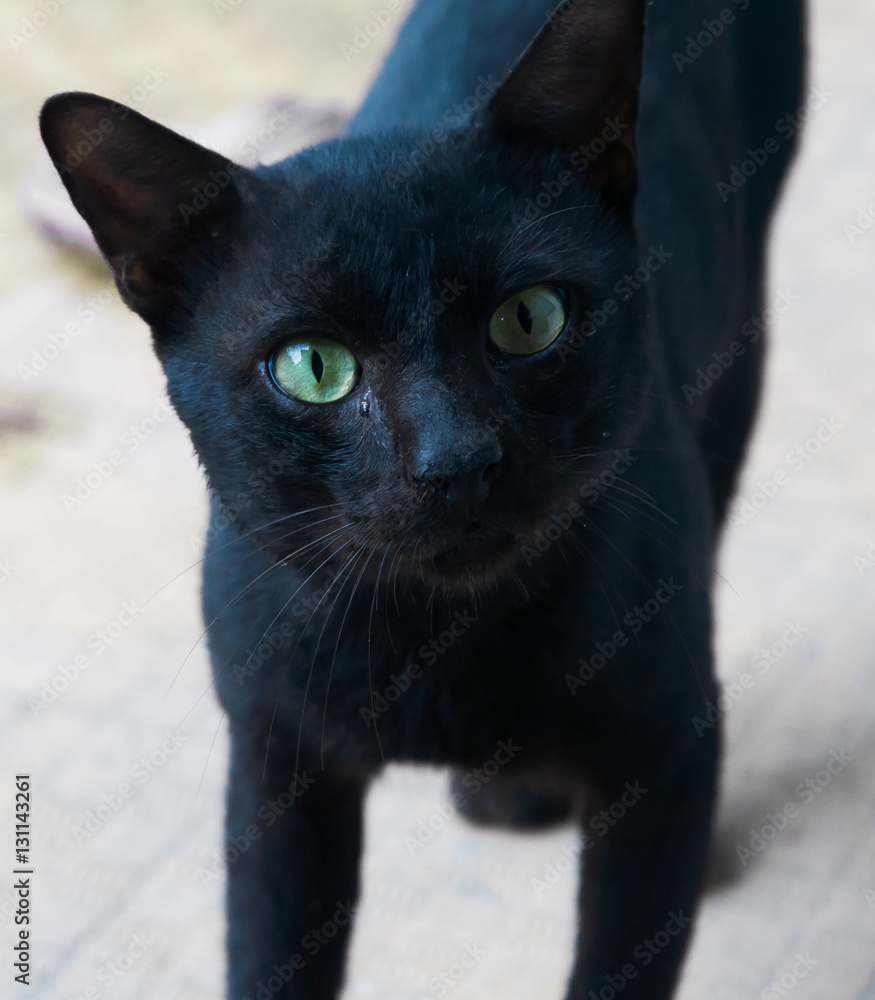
[[488, 0, 644, 206], [40, 92, 248, 328]]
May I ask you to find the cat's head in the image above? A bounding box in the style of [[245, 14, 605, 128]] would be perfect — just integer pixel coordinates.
[[40, 0, 647, 594]]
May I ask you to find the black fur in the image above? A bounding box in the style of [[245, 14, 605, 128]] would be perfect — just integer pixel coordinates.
[[39, 1, 805, 997]]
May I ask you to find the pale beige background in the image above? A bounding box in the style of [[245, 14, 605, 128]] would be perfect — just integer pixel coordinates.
[[1, 2, 874, 999]]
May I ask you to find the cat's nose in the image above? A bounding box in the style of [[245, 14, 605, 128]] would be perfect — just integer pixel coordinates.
[[441, 462, 500, 524], [413, 439, 503, 524]]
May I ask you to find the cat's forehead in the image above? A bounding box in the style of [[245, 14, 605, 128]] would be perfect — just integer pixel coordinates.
[[247, 129, 617, 316], [256, 131, 500, 264]]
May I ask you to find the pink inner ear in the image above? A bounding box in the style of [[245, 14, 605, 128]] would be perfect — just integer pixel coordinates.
[[125, 257, 155, 294], [67, 161, 173, 264], [103, 174, 161, 215], [39, 92, 248, 325]]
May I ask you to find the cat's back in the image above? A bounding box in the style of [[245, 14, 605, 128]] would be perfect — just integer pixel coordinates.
[[636, 0, 806, 380]]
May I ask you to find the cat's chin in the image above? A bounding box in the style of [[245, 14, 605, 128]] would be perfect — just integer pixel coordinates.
[[410, 528, 524, 591]]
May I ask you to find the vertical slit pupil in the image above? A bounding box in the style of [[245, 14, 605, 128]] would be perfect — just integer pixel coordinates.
[[517, 300, 533, 335], [311, 349, 324, 383]]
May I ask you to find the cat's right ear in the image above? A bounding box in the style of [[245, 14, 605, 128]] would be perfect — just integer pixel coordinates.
[[488, 0, 645, 206], [40, 92, 247, 329]]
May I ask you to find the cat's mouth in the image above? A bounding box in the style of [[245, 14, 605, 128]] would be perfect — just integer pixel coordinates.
[[409, 524, 523, 582]]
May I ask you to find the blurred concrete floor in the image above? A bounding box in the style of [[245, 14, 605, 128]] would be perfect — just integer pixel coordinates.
[[1, 2, 874, 999]]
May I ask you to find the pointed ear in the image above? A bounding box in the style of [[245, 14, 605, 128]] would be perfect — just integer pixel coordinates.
[[39, 92, 246, 326], [488, 0, 644, 205]]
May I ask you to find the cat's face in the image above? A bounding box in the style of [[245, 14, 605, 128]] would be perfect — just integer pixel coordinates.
[[172, 131, 643, 590], [39, 5, 645, 592]]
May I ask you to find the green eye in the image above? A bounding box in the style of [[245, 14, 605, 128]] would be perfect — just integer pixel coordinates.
[[271, 337, 359, 403], [489, 286, 567, 355]]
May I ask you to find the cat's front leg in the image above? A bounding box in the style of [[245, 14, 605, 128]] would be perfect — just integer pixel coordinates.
[[567, 722, 720, 1000], [224, 726, 368, 1000]]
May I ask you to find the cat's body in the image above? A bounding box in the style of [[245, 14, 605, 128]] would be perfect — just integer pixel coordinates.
[[40, 1, 805, 998]]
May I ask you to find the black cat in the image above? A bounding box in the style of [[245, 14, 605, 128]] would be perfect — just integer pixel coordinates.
[[39, 0, 805, 997]]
